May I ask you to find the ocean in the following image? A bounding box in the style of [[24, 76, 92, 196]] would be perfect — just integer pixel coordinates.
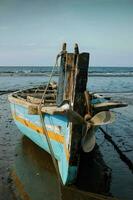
[[0, 66, 133, 93], [0, 66, 133, 200], [0, 66, 133, 76]]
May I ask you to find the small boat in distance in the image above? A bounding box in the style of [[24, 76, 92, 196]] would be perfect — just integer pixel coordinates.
[[8, 43, 127, 185]]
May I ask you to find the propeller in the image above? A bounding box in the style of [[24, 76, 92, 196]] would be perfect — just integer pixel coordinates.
[[90, 110, 115, 126], [65, 109, 115, 152], [66, 109, 115, 126], [81, 111, 115, 152], [59, 100, 115, 153]]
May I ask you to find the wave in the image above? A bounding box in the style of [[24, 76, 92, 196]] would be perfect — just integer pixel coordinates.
[[89, 72, 133, 77], [0, 66, 133, 77], [1, 72, 133, 77]]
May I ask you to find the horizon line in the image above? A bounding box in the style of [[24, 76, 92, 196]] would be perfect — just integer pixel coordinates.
[[0, 65, 133, 68]]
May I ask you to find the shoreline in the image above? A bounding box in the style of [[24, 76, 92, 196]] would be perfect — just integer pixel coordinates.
[[0, 72, 133, 77]]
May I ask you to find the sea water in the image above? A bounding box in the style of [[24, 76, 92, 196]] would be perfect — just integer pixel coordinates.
[[0, 66, 133, 93], [0, 66, 133, 200]]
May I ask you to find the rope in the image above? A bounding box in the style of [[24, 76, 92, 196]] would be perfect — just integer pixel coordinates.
[[39, 54, 60, 106], [39, 111, 63, 199], [37, 52, 66, 199], [34, 54, 59, 95], [49, 117, 63, 153]]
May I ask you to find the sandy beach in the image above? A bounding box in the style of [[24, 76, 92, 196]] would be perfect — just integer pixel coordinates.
[[0, 94, 109, 200], [0, 93, 23, 200], [0, 68, 133, 200], [0, 89, 133, 200]]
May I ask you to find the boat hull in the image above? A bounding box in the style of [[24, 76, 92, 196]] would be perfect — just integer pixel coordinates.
[[10, 102, 77, 185]]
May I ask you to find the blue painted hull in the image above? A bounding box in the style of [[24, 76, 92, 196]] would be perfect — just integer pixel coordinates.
[[9, 102, 77, 185]]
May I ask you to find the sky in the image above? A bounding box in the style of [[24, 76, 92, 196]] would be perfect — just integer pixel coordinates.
[[0, 0, 133, 66]]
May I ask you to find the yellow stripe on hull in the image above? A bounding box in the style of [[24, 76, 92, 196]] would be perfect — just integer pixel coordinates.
[[12, 113, 70, 161]]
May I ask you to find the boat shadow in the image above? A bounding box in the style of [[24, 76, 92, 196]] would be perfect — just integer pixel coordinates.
[[11, 136, 112, 200]]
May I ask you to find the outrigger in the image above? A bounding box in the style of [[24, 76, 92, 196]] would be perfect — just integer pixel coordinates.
[[8, 43, 127, 185]]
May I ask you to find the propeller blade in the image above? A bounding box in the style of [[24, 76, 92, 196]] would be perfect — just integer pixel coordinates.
[[81, 127, 96, 152], [65, 110, 115, 152], [66, 110, 115, 126], [81, 111, 115, 153], [90, 111, 115, 126]]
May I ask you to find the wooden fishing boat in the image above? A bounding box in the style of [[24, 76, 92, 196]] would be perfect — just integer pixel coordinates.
[[8, 43, 127, 185]]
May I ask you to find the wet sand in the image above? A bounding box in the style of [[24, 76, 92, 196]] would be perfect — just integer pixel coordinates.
[[0, 93, 133, 200], [0, 94, 21, 200]]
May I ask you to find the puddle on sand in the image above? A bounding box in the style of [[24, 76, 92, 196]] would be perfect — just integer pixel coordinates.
[[11, 136, 112, 200]]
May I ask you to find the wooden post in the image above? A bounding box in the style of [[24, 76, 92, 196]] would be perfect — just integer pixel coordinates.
[[63, 53, 75, 103], [56, 43, 90, 166], [70, 51, 90, 165], [56, 43, 67, 106]]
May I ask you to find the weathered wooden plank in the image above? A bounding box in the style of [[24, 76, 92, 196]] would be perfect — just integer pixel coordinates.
[[84, 90, 92, 120], [69, 51, 90, 165], [74, 53, 89, 93], [56, 43, 67, 106], [63, 53, 75, 102], [55, 45, 90, 165], [26, 93, 56, 99], [93, 101, 128, 111]]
